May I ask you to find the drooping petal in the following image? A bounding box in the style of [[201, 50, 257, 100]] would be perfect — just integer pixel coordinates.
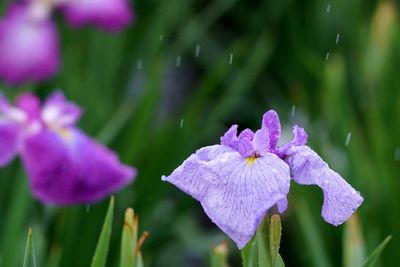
[[0, 5, 59, 85], [21, 128, 136, 204], [0, 121, 20, 166], [163, 147, 290, 249], [220, 124, 238, 150], [285, 146, 363, 226], [61, 0, 134, 31], [162, 145, 233, 201], [262, 110, 281, 150]]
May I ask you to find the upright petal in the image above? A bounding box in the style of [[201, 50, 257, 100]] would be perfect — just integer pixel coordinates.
[[278, 125, 308, 157], [262, 110, 281, 150], [220, 125, 238, 150], [61, 0, 134, 31], [286, 146, 363, 226], [0, 5, 59, 85], [163, 148, 290, 249], [21, 128, 136, 204], [252, 128, 270, 155], [41, 91, 82, 128]]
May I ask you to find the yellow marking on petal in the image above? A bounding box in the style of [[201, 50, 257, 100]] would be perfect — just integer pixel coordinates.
[[246, 156, 257, 167], [59, 128, 71, 139]]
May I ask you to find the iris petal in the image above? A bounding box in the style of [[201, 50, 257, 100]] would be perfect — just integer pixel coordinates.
[[61, 0, 134, 31], [163, 146, 290, 249], [0, 121, 20, 166], [21, 128, 135, 204], [286, 146, 363, 225], [262, 110, 281, 150]]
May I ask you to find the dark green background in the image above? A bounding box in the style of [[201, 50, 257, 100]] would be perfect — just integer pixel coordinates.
[[0, 0, 399, 266]]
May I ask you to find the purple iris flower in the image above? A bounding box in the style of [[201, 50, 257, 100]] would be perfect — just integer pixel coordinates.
[[0, 4, 59, 85], [61, 0, 134, 31], [162, 110, 363, 249], [0, 91, 136, 204], [0, 0, 134, 85]]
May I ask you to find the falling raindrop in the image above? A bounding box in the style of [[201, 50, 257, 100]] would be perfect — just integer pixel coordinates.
[[345, 132, 352, 146], [180, 118, 184, 128], [229, 53, 234, 64], [86, 205, 91, 213], [326, 4, 331, 13], [159, 34, 164, 41], [336, 33, 340, 44], [176, 56, 182, 67], [195, 44, 201, 58], [137, 60, 143, 69], [325, 52, 330, 61], [291, 105, 296, 117]]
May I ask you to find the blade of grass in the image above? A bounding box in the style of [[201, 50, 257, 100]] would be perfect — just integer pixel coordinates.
[[90, 197, 115, 267], [22, 227, 36, 267], [362, 236, 392, 267]]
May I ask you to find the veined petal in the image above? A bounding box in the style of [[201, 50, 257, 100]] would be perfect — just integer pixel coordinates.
[[238, 128, 254, 140], [61, 0, 134, 31], [252, 128, 270, 155], [0, 121, 20, 166], [0, 5, 59, 85], [286, 146, 363, 226], [163, 147, 290, 249], [262, 110, 281, 150], [21, 128, 136, 204], [162, 145, 233, 201]]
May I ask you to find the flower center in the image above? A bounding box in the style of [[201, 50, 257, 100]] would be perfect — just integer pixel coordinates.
[[246, 153, 261, 166]]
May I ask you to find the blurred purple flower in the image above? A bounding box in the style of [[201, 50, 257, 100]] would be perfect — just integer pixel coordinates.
[[162, 110, 363, 249], [0, 0, 134, 85], [61, 0, 134, 31], [0, 4, 59, 85], [0, 91, 136, 204]]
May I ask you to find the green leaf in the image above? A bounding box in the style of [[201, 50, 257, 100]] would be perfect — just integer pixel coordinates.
[[275, 254, 285, 267], [210, 241, 228, 267], [135, 253, 144, 267], [269, 215, 282, 267], [120, 208, 137, 267], [22, 227, 36, 267], [90, 197, 115, 267], [256, 218, 272, 267], [362, 235, 392, 267], [241, 217, 272, 267]]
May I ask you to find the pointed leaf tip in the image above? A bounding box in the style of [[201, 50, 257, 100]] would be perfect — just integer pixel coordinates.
[[90, 197, 115, 267], [23, 226, 36, 267]]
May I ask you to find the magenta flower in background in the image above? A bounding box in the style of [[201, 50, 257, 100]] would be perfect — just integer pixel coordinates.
[[0, 4, 59, 85], [162, 110, 364, 249], [0, 0, 134, 85], [62, 0, 134, 31], [0, 91, 136, 204]]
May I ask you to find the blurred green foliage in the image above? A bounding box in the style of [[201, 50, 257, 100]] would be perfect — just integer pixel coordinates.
[[0, 0, 399, 266]]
